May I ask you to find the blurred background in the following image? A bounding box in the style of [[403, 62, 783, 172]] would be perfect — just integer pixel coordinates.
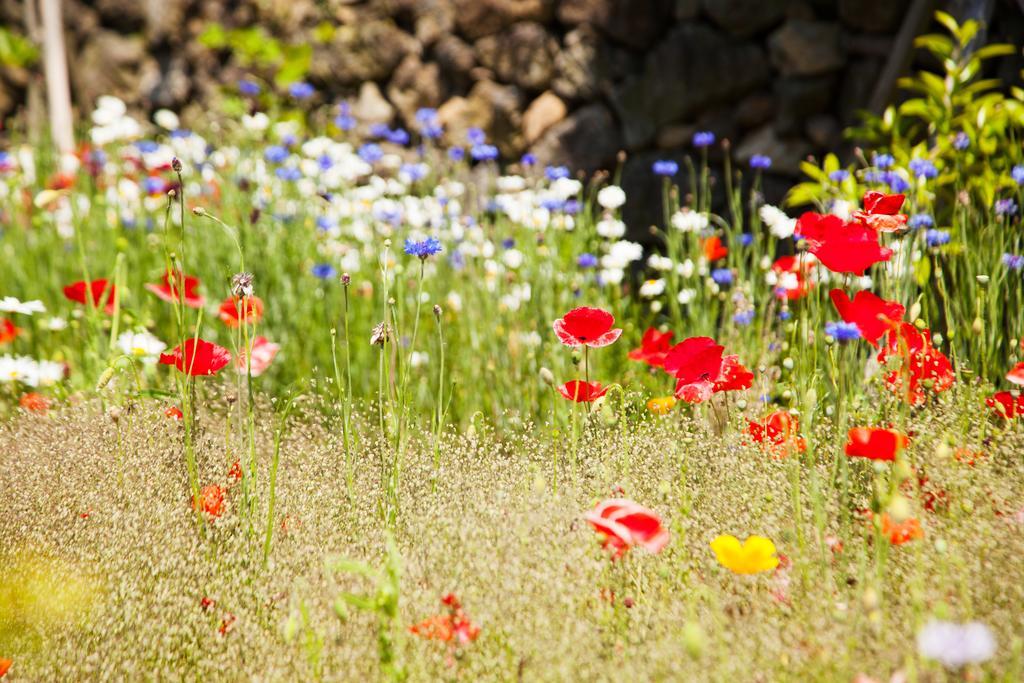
[[1, 1, 1022, 218]]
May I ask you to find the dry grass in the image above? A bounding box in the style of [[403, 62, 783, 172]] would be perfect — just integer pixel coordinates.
[[1, 399, 1023, 681]]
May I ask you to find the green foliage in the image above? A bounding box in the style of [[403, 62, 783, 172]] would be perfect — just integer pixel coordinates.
[[198, 22, 311, 88], [0, 28, 38, 69]]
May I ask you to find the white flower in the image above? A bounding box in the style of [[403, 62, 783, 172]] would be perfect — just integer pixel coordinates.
[[502, 249, 524, 269], [639, 278, 666, 298], [678, 289, 696, 304], [671, 208, 708, 233], [647, 254, 673, 272], [0, 355, 64, 386], [549, 177, 582, 201], [830, 199, 852, 221], [678, 259, 695, 279], [516, 331, 542, 348], [117, 330, 167, 362], [46, 317, 67, 331], [242, 112, 270, 132], [596, 218, 626, 239], [600, 268, 624, 285], [917, 620, 995, 669], [410, 351, 429, 368], [446, 291, 463, 312], [153, 109, 180, 131], [597, 185, 626, 210], [759, 204, 797, 239], [0, 297, 46, 315], [496, 175, 526, 193]]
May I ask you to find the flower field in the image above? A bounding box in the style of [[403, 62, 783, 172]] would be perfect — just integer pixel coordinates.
[[2, 12, 1024, 682]]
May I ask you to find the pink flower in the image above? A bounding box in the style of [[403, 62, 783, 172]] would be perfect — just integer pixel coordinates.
[[236, 336, 279, 376], [584, 498, 670, 558]]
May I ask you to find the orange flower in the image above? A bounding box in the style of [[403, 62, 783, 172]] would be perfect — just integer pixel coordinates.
[[0, 659, 11, 678], [410, 594, 480, 645], [646, 396, 677, 415], [880, 514, 923, 545], [19, 392, 49, 414], [702, 236, 728, 262], [193, 485, 225, 518], [218, 296, 264, 327]]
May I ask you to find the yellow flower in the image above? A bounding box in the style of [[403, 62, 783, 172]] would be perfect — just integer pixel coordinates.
[[710, 535, 779, 575], [646, 396, 677, 415]]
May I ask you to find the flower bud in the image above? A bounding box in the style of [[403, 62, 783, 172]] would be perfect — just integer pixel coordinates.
[[341, 273, 351, 286], [972, 317, 983, 335], [171, 157, 183, 173], [433, 304, 442, 318], [539, 367, 555, 387], [192, 206, 206, 216], [96, 367, 116, 390]]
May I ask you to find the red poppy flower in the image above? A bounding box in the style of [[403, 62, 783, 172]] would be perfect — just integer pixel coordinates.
[[165, 405, 184, 420], [218, 613, 237, 636], [702, 235, 728, 262], [852, 191, 907, 232], [218, 296, 264, 327], [558, 380, 608, 403], [159, 338, 232, 376], [0, 318, 20, 344], [829, 289, 904, 347], [1006, 362, 1024, 386], [584, 498, 670, 559], [19, 392, 49, 414], [748, 410, 806, 458], [63, 279, 117, 314], [796, 213, 892, 275], [228, 460, 243, 482], [0, 658, 11, 679], [193, 484, 225, 518], [236, 336, 279, 376], [876, 323, 954, 405], [771, 255, 814, 300], [879, 514, 923, 545], [845, 427, 908, 461], [47, 172, 75, 190], [553, 306, 622, 348], [145, 270, 206, 308], [664, 337, 752, 403], [987, 391, 1024, 419], [628, 327, 675, 368]]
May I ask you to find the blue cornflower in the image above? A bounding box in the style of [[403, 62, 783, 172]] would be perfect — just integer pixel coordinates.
[[925, 229, 951, 247], [358, 143, 383, 163], [404, 237, 443, 260], [275, 167, 302, 181], [415, 107, 438, 125], [448, 147, 465, 162], [545, 165, 570, 181], [882, 171, 910, 193], [312, 263, 337, 280], [909, 158, 938, 179], [400, 162, 427, 182], [170, 129, 192, 139], [692, 131, 715, 148], [470, 144, 499, 161], [238, 79, 261, 96], [264, 145, 288, 164], [873, 153, 895, 169], [288, 81, 315, 99], [501, 238, 515, 249], [466, 127, 486, 146], [316, 216, 338, 232], [387, 128, 410, 146], [540, 197, 565, 212], [996, 198, 1018, 216], [368, 123, 391, 139], [136, 140, 159, 153], [778, 310, 792, 321], [733, 310, 755, 325], [563, 199, 581, 215], [740, 233, 754, 247], [520, 153, 537, 166], [1012, 165, 1024, 185], [1002, 253, 1024, 270], [142, 176, 165, 194], [577, 253, 598, 269], [825, 321, 862, 342], [908, 213, 934, 230], [652, 160, 678, 176], [750, 154, 772, 170], [335, 102, 356, 131], [711, 268, 733, 286], [953, 132, 970, 150], [829, 169, 850, 184]]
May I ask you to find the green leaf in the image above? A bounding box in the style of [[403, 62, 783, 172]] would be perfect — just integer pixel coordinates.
[[784, 182, 823, 208], [914, 257, 931, 287]]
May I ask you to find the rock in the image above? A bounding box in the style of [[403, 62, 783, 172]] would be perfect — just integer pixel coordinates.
[[552, 25, 601, 101], [439, 80, 526, 155], [674, 0, 701, 20], [475, 22, 557, 91], [611, 24, 771, 149], [774, 76, 836, 137], [387, 55, 446, 125], [522, 91, 567, 144], [839, 58, 883, 126], [734, 125, 812, 176], [453, 0, 553, 40], [308, 20, 418, 86], [144, 0, 191, 43], [769, 20, 845, 77], [655, 123, 696, 149], [71, 31, 157, 108], [530, 103, 622, 173], [556, 0, 674, 50], [413, 0, 456, 45], [701, 0, 786, 38], [839, 0, 910, 33], [734, 92, 776, 130], [93, 0, 147, 33], [805, 115, 841, 149], [432, 34, 477, 91], [352, 82, 395, 125], [148, 55, 191, 109]]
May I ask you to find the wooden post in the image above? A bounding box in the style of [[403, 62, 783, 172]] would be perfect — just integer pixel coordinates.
[[38, 0, 75, 154], [868, 0, 936, 116]]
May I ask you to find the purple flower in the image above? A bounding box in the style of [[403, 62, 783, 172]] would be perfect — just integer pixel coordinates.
[[312, 263, 337, 280], [404, 237, 443, 260], [829, 169, 850, 184], [996, 198, 1018, 216], [873, 153, 895, 169], [470, 144, 499, 161], [520, 153, 537, 166], [386, 128, 410, 146], [275, 166, 302, 181], [692, 131, 715, 148], [1012, 165, 1024, 185], [545, 165, 570, 181], [652, 160, 678, 177], [358, 143, 383, 163], [288, 82, 315, 99], [909, 158, 938, 179], [334, 102, 356, 131], [466, 127, 486, 146], [953, 132, 970, 151], [733, 310, 755, 326], [1002, 253, 1024, 270], [750, 154, 772, 170], [925, 229, 951, 247], [264, 145, 289, 164], [908, 213, 934, 229], [711, 268, 733, 286], [577, 253, 598, 269], [448, 147, 465, 162], [238, 79, 261, 96], [825, 320, 861, 342]]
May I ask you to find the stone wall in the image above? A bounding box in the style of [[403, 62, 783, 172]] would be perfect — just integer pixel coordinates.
[[2, 0, 1021, 194]]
